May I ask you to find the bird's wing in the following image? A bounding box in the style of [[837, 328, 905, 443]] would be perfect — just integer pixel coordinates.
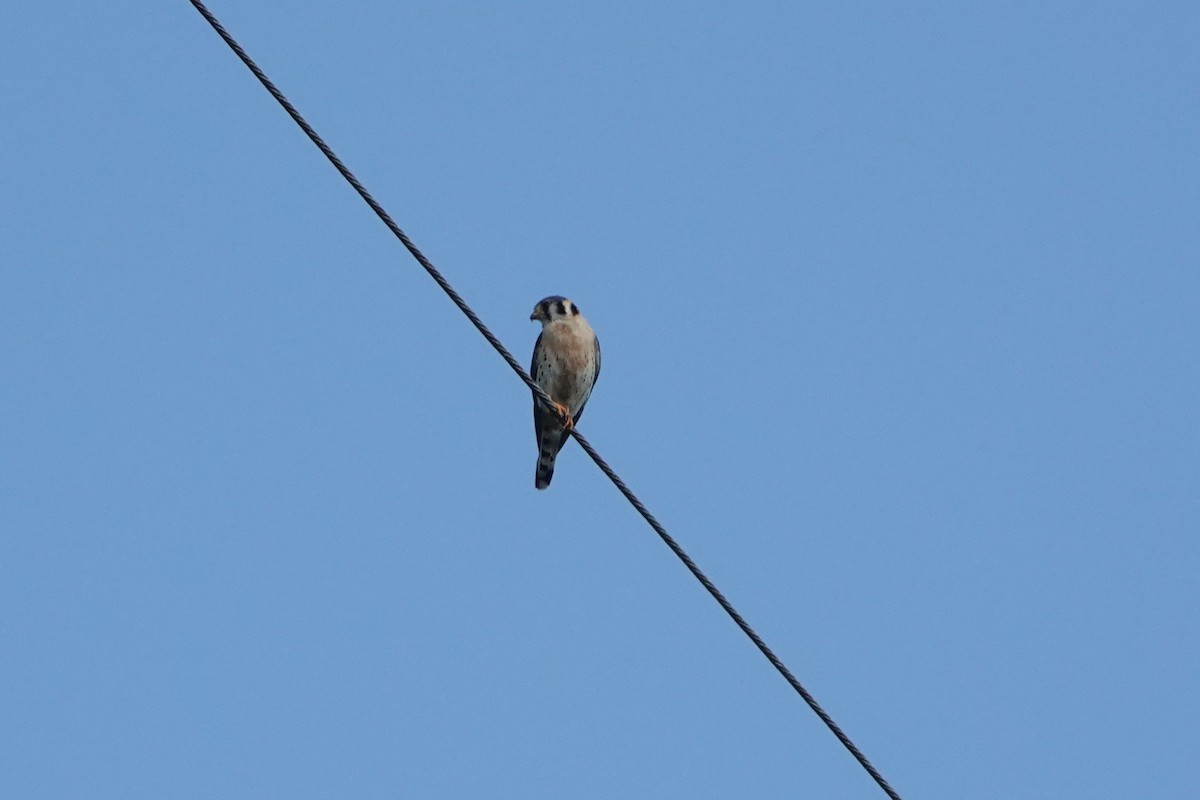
[[531, 332, 547, 443]]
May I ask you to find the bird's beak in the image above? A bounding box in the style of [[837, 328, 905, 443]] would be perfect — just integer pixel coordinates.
[[529, 311, 539, 321]]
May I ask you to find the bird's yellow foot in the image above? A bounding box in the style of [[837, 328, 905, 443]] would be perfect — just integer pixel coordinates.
[[553, 401, 574, 430]]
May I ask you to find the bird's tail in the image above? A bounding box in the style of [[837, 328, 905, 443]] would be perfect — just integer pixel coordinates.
[[534, 425, 563, 490]]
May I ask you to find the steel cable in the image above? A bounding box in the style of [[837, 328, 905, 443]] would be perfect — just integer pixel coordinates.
[[187, 3, 903, 797]]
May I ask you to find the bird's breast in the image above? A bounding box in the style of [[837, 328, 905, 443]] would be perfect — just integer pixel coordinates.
[[538, 321, 596, 407]]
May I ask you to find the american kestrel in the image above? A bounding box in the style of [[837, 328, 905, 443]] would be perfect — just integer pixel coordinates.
[[529, 295, 601, 490]]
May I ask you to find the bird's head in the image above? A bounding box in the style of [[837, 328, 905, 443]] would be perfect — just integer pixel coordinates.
[[530, 295, 580, 324]]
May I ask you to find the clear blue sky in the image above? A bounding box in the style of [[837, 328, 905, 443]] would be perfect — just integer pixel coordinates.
[[2, 3, 1197, 798]]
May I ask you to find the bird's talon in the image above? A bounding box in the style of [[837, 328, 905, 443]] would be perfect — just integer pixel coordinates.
[[553, 402, 574, 430]]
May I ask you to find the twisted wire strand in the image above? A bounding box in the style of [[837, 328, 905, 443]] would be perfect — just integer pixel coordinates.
[[569, 433, 902, 799], [187, 3, 902, 798], [187, 0, 554, 412]]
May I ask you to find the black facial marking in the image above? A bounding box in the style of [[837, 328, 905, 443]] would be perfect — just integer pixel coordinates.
[[571, 304, 580, 316], [555, 300, 566, 316]]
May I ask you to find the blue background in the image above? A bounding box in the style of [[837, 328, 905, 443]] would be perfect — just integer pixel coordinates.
[[2, 2, 1197, 797]]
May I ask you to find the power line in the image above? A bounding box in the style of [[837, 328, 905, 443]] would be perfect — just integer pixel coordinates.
[[186, 3, 904, 798]]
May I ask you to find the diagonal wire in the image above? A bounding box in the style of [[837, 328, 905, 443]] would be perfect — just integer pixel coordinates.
[[187, 3, 903, 798], [569, 433, 904, 800]]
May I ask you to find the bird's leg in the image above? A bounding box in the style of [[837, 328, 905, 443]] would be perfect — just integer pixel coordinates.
[[553, 401, 574, 430]]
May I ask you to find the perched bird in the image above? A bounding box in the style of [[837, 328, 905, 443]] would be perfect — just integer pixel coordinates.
[[529, 296, 601, 489]]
